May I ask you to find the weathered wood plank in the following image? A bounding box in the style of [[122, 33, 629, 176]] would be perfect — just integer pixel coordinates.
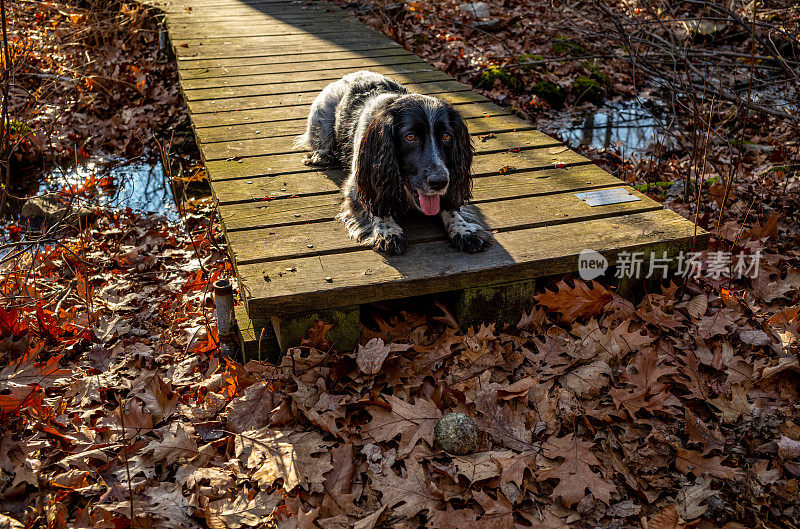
[[167, 16, 356, 38], [209, 159, 607, 214], [184, 80, 479, 114], [171, 21, 385, 46], [206, 133, 589, 187], [187, 91, 492, 127], [236, 209, 708, 316], [199, 124, 560, 161], [182, 69, 455, 101], [177, 55, 428, 80], [217, 164, 632, 231], [226, 188, 662, 265], [174, 41, 401, 62], [173, 38, 401, 61], [163, 2, 343, 18], [172, 30, 394, 54], [175, 48, 413, 70], [180, 62, 437, 90], [194, 104, 517, 144], [216, 164, 631, 231]]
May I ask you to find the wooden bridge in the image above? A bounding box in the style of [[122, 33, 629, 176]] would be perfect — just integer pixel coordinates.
[[153, 0, 708, 357]]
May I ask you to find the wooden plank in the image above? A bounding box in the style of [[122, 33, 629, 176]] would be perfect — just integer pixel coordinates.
[[203, 137, 583, 181], [236, 209, 708, 316], [180, 62, 437, 90], [163, 3, 344, 18], [184, 80, 479, 114], [226, 188, 663, 265], [181, 69, 454, 101], [172, 32, 394, 56], [209, 157, 605, 211], [216, 163, 627, 231], [173, 40, 401, 61], [198, 119, 548, 160], [166, 15, 354, 35], [170, 20, 383, 45], [177, 55, 428, 80], [214, 167, 608, 230], [175, 48, 412, 69], [187, 92, 492, 128], [195, 108, 522, 144]]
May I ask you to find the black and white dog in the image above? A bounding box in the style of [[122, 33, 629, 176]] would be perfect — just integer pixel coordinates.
[[294, 71, 491, 255]]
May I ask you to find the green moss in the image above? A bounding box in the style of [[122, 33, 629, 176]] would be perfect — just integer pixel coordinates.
[[635, 181, 674, 194], [518, 53, 544, 71], [572, 75, 605, 104], [413, 34, 430, 44], [478, 67, 523, 91], [552, 37, 586, 57], [585, 59, 611, 88], [532, 80, 566, 107]]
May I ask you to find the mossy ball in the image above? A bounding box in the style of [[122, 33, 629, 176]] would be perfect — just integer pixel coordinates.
[[434, 413, 480, 455]]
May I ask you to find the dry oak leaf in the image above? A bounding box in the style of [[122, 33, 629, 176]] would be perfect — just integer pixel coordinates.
[[236, 428, 332, 493], [142, 482, 197, 529], [364, 394, 442, 456], [697, 309, 735, 340], [647, 506, 685, 529], [571, 319, 655, 366], [368, 458, 441, 520], [675, 448, 742, 480], [475, 391, 534, 451], [425, 505, 480, 528], [356, 338, 412, 375], [321, 444, 361, 518], [129, 372, 179, 422], [0, 350, 72, 388], [559, 360, 612, 399], [206, 489, 280, 529], [146, 424, 199, 465], [535, 279, 612, 324], [777, 436, 800, 460], [609, 347, 679, 417], [451, 451, 502, 483], [676, 478, 714, 520], [472, 490, 514, 529], [492, 450, 536, 487], [227, 381, 276, 433], [684, 408, 725, 455], [538, 433, 616, 507]]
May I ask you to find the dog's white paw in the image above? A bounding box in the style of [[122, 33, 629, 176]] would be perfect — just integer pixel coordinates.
[[450, 227, 491, 253], [304, 150, 337, 166], [373, 232, 408, 255]]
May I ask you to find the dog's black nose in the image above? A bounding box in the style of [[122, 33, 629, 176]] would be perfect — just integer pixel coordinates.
[[428, 176, 448, 191]]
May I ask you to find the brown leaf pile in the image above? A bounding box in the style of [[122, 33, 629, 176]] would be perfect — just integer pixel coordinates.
[[2, 193, 799, 528]]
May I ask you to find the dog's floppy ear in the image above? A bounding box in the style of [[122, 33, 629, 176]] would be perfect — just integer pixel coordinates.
[[354, 107, 403, 218], [442, 106, 473, 211]]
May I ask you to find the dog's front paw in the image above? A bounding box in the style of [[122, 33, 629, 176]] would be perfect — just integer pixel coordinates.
[[451, 228, 492, 253], [304, 150, 337, 166], [373, 232, 408, 255]]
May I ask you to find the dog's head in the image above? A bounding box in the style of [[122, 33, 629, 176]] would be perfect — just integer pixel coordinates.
[[354, 94, 473, 218]]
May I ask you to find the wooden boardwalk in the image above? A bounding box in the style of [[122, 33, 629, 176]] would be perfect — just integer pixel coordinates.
[[154, 0, 709, 354]]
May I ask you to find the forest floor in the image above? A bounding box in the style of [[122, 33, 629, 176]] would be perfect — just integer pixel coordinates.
[[1, 1, 799, 529]]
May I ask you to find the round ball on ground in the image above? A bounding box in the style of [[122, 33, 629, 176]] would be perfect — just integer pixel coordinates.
[[434, 412, 480, 455]]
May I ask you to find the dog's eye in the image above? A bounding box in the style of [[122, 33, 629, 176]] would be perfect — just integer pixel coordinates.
[[441, 132, 452, 142], [405, 133, 416, 142]]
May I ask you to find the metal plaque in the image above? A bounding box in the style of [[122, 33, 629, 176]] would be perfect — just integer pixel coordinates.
[[575, 188, 641, 207]]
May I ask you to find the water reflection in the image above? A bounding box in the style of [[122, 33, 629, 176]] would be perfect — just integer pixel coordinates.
[[41, 158, 178, 221], [543, 98, 674, 154]]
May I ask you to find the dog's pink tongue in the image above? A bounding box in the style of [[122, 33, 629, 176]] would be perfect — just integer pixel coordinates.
[[418, 192, 440, 216]]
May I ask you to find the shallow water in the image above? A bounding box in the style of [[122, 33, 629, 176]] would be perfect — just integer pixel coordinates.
[[41, 158, 179, 221], [543, 98, 674, 154]]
